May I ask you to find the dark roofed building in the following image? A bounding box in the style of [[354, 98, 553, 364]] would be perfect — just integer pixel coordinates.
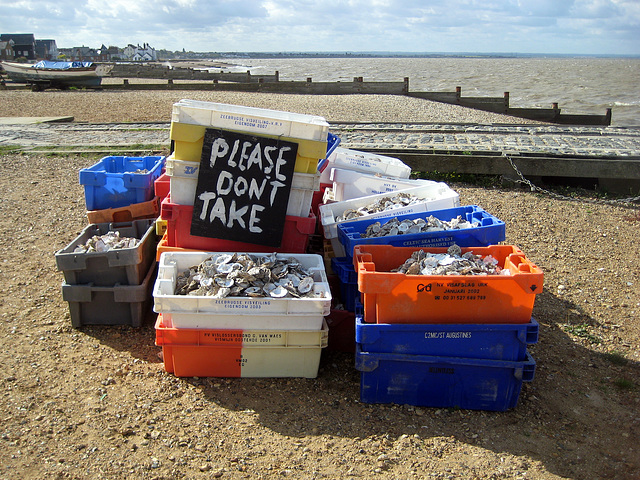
[[0, 33, 36, 60], [35, 39, 58, 60]]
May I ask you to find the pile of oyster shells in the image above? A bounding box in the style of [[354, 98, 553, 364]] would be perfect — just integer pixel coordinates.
[[336, 192, 426, 222], [362, 215, 479, 238], [175, 252, 322, 299], [73, 231, 139, 253], [392, 244, 511, 276]]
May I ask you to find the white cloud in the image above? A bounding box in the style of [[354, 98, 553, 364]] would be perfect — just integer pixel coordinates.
[[0, 0, 638, 54]]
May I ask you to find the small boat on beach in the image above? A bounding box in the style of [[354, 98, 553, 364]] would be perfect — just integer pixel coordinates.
[[0, 60, 113, 91]]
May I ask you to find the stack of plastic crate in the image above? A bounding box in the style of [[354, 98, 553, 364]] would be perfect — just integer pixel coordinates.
[[353, 242, 544, 411], [326, 205, 506, 353], [158, 100, 339, 256], [55, 218, 158, 327], [55, 155, 166, 327], [80, 155, 166, 224], [312, 148, 413, 222], [152, 251, 332, 378], [316, 180, 460, 352]]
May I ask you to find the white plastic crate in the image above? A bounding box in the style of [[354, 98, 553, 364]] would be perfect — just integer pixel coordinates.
[[153, 252, 332, 324], [319, 147, 411, 183], [165, 155, 321, 217], [330, 168, 437, 202], [319, 183, 460, 257], [172, 99, 329, 141]]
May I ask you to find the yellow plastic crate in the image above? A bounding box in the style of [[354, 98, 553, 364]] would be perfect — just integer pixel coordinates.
[[170, 121, 327, 174]]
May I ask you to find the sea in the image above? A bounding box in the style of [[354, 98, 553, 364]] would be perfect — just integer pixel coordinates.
[[212, 57, 640, 127]]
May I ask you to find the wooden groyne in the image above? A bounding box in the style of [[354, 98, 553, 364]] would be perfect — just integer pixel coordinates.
[[408, 87, 612, 126], [2, 63, 614, 126]]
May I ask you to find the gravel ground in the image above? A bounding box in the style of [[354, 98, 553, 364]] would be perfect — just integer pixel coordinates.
[[0, 88, 543, 124], [0, 89, 639, 480]]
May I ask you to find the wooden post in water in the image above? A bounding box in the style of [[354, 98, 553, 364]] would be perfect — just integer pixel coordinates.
[[504, 92, 510, 112], [456, 86, 461, 103], [403, 77, 409, 93], [275, 71, 279, 82]]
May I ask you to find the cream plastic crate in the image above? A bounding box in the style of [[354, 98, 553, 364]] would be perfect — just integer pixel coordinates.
[[160, 310, 326, 330], [165, 155, 321, 217], [319, 147, 411, 183], [330, 168, 437, 202], [319, 183, 460, 257], [153, 252, 332, 323], [172, 99, 330, 142]]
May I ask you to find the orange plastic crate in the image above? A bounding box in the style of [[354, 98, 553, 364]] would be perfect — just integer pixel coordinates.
[[87, 196, 160, 224], [354, 244, 543, 324], [155, 232, 195, 262]]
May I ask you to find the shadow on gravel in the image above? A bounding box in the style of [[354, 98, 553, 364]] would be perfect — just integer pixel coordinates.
[[78, 284, 640, 480]]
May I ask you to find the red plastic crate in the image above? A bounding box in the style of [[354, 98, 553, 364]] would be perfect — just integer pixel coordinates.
[[154, 172, 170, 201], [86, 196, 160, 224], [354, 244, 543, 324], [311, 182, 332, 218], [160, 195, 316, 253]]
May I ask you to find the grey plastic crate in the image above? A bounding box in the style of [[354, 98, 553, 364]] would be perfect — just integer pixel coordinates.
[[61, 262, 156, 328], [55, 218, 157, 286]]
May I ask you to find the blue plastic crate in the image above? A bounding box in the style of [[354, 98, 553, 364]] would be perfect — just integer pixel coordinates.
[[356, 314, 538, 361], [338, 205, 505, 259], [356, 346, 536, 411], [331, 256, 357, 284], [80, 156, 166, 210], [331, 256, 359, 311], [338, 280, 359, 312]]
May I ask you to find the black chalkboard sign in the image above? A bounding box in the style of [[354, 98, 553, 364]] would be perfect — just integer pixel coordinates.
[[190, 128, 298, 247]]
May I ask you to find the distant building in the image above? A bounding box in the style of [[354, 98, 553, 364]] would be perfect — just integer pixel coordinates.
[[0, 33, 36, 60], [0, 39, 14, 60], [35, 39, 58, 60], [123, 43, 157, 62]]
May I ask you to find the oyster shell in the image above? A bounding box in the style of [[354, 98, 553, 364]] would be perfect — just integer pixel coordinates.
[[392, 245, 510, 276], [361, 215, 480, 239]]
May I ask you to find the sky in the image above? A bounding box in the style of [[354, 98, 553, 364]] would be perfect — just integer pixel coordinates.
[[1, 0, 639, 55]]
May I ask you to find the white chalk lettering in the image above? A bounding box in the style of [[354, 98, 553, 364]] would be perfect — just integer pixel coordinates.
[[216, 171, 233, 195], [246, 143, 263, 171], [248, 177, 267, 201], [263, 146, 276, 174], [226, 139, 240, 168], [209, 138, 229, 168], [208, 196, 227, 224], [275, 147, 291, 181], [249, 204, 264, 233], [227, 200, 248, 229], [269, 180, 285, 206], [198, 192, 216, 220], [234, 176, 248, 196], [237, 141, 254, 171]]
